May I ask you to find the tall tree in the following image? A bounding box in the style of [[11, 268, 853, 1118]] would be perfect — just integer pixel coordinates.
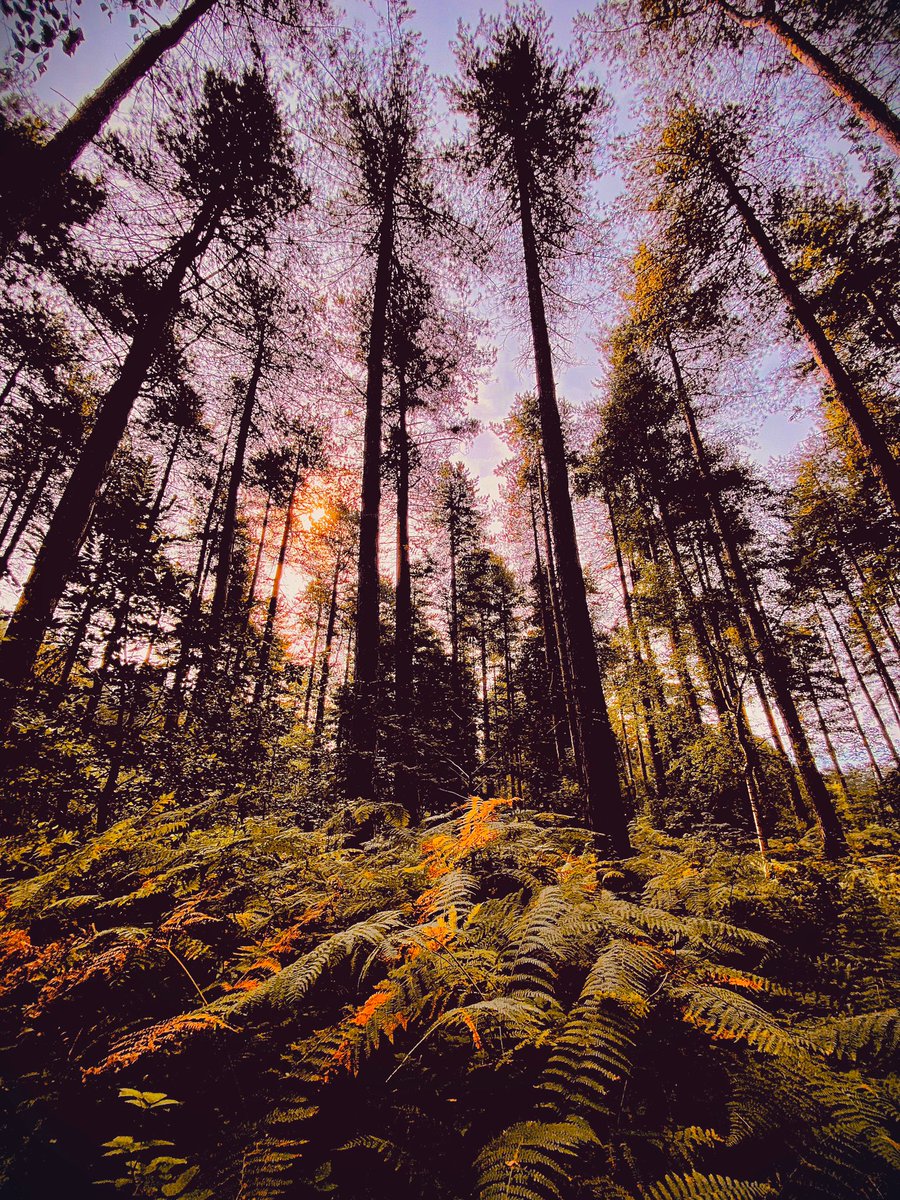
[[337, 23, 441, 799], [453, 7, 631, 852], [0, 67, 304, 740]]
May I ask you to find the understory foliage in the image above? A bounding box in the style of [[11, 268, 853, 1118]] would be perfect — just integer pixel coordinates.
[[1, 794, 897, 1199]]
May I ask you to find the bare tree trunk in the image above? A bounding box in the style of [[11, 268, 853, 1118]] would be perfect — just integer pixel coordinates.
[[253, 443, 304, 706], [165, 405, 234, 732], [303, 596, 324, 726], [538, 456, 582, 777], [823, 593, 900, 768], [513, 150, 629, 851], [712, 154, 900, 516], [800, 661, 853, 808], [346, 184, 394, 800], [607, 492, 667, 796], [528, 484, 566, 769], [393, 384, 415, 811], [0, 458, 56, 577], [205, 335, 266, 657], [818, 610, 885, 781], [82, 423, 182, 726], [720, 0, 900, 157], [313, 555, 343, 748], [668, 335, 845, 855], [0, 196, 221, 740], [3, 0, 218, 253]]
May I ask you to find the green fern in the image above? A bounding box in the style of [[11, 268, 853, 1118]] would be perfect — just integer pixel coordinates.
[[543, 939, 664, 1111], [475, 1115, 602, 1200], [644, 1170, 773, 1199]]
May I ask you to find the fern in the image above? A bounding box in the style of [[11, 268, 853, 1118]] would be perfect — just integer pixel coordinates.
[[803, 1008, 900, 1066], [676, 985, 796, 1055], [543, 939, 665, 1112], [229, 910, 406, 1017], [644, 1171, 773, 1199], [475, 1116, 602, 1200], [502, 885, 570, 1000]]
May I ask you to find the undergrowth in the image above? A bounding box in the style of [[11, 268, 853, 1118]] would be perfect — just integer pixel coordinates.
[[0, 796, 898, 1199]]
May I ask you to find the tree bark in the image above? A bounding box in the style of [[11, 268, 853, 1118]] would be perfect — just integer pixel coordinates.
[[514, 149, 629, 853], [720, 1, 900, 158], [346, 184, 395, 800], [0, 197, 220, 740], [711, 153, 900, 516]]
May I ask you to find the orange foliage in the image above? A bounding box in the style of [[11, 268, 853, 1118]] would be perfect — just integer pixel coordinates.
[[460, 1010, 483, 1052], [422, 796, 511, 880], [85, 1011, 231, 1076]]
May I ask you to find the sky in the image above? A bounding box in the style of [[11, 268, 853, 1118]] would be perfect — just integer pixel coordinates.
[[8, 0, 812, 502]]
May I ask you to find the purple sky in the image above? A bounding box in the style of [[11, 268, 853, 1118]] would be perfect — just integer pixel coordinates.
[[13, 0, 812, 500]]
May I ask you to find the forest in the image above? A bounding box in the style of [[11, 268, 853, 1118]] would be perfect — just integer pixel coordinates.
[[0, 0, 898, 1196]]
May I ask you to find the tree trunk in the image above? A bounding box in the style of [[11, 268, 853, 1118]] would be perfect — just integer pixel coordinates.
[[514, 151, 629, 853], [229, 486, 274, 684], [52, 591, 97, 700], [0, 197, 220, 740], [303, 595, 324, 726], [668, 335, 846, 855], [823, 592, 900, 768], [818, 609, 885, 782], [528, 484, 566, 769], [0, 458, 56, 577], [205, 335, 266, 657], [82, 423, 182, 726], [3, 0, 218, 253], [346, 184, 394, 800], [0, 355, 27, 410], [840, 577, 900, 723], [313, 555, 343, 749], [801, 660, 852, 808], [607, 492, 667, 796], [711, 153, 900, 516], [394, 383, 413, 726], [538, 455, 582, 777], [393, 384, 415, 811], [479, 613, 491, 760], [253, 442, 304, 706], [720, 1, 900, 157], [164, 404, 234, 731]]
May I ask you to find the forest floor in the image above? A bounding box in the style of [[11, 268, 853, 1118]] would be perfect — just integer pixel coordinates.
[[1, 795, 898, 1199]]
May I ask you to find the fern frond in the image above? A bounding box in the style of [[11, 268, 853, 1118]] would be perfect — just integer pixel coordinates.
[[543, 940, 664, 1111], [419, 869, 479, 921], [644, 1170, 773, 1199], [436, 996, 552, 1051], [677, 986, 795, 1054], [599, 895, 771, 955], [475, 1115, 601, 1200], [230, 910, 405, 1017], [502, 885, 569, 1001], [803, 1009, 900, 1067]]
